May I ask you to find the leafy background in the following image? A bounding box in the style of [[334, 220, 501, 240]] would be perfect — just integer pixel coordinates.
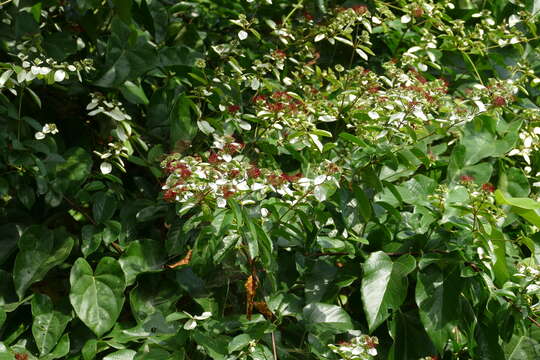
[[1, 0, 540, 359]]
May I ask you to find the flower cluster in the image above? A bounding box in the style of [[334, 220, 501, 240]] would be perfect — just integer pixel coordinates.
[[87, 93, 132, 122], [328, 335, 378, 360], [161, 142, 341, 212], [34, 123, 59, 140]]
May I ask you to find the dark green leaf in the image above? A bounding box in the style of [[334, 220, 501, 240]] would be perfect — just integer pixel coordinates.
[[13, 226, 74, 299], [69, 257, 125, 337], [361, 252, 416, 332], [92, 192, 118, 224], [119, 239, 166, 286]]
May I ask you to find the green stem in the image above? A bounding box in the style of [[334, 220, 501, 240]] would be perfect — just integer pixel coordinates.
[[283, 0, 305, 24], [462, 52, 484, 85]]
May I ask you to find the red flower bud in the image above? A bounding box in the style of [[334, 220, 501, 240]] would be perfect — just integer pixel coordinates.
[[482, 183, 496, 193], [248, 167, 261, 178], [492, 96, 506, 107], [208, 152, 220, 164]]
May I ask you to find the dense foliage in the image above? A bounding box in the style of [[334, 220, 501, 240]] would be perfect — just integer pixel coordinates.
[[1, 0, 540, 359]]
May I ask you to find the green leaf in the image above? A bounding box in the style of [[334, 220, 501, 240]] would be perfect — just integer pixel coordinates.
[[495, 190, 540, 226], [339, 132, 368, 147], [0, 307, 5, 328], [228, 334, 252, 353], [498, 167, 530, 197], [495, 190, 540, 210], [193, 330, 229, 360], [120, 81, 149, 105], [170, 94, 197, 148], [159, 46, 202, 68], [31, 294, 71, 356], [361, 252, 416, 332], [40, 333, 70, 360], [482, 227, 510, 287], [81, 225, 103, 258], [112, 0, 132, 23], [302, 302, 353, 333], [119, 239, 166, 286], [13, 226, 74, 299], [69, 257, 126, 337], [54, 147, 93, 193], [92, 192, 118, 224], [0, 224, 19, 266], [94, 18, 157, 87], [134, 348, 170, 360], [388, 310, 437, 360], [504, 335, 540, 359], [103, 349, 136, 360], [474, 320, 505, 360], [415, 265, 461, 353]]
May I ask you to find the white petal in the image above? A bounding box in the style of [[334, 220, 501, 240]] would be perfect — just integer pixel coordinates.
[[314, 175, 326, 185], [314, 34, 325, 42], [237, 181, 249, 191], [368, 111, 379, 119], [251, 183, 265, 191], [54, 70, 66, 82], [194, 311, 212, 320], [401, 15, 411, 24], [35, 131, 45, 140], [238, 30, 248, 40], [100, 162, 112, 174], [184, 319, 197, 330], [217, 197, 226, 208]]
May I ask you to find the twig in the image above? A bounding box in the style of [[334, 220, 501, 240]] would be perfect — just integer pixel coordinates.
[[63, 196, 97, 225], [306, 251, 350, 257], [271, 331, 278, 360], [385, 249, 449, 256]]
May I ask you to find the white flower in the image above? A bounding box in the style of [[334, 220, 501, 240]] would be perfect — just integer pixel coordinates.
[[401, 15, 411, 24], [238, 30, 248, 40], [217, 197, 227, 208], [54, 70, 66, 82], [100, 162, 112, 174]]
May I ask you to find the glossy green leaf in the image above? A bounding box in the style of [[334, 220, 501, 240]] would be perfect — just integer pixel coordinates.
[[92, 192, 118, 224], [474, 320, 505, 360], [40, 333, 70, 360], [193, 330, 228, 360], [119, 239, 166, 286], [416, 265, 461, 353], [81, 225, 103, 258], [498, 167, 530, 197], [388, 310, 437, 360], [13, 226, 74, 299], [31, 294, 71, 356], [228, 334, 252, 353], [103, 349, 136, 360], [303, 302, 353, 333], [495, 190, 540, 210], [361, 252, 416, 332], [69, 257, 125, 337], [504, 335, 540, 359]]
